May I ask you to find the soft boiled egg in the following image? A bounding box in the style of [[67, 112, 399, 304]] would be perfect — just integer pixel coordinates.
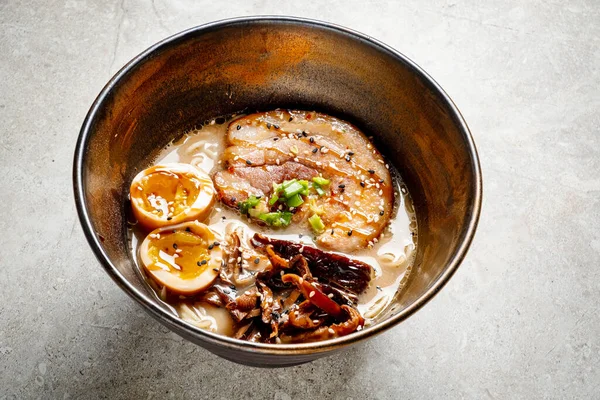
[[139, 221, 223, 295], [130, 163, 215, 231]]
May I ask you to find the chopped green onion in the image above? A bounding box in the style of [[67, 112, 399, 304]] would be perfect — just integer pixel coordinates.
[[286, 193, 304, 208], [259, 212, 293, 227], [268, 183, 280, 205], [268, 193, 279, 205], [238, 195, 261, 215], [283, 181, 305, 198], [248, 207, 262, 218], [281, 179, 295, 189], [308, 214, 325, 233], [298, 180, 310, 196], [312, 176, 330, 186], [313, 183, 326, 196]]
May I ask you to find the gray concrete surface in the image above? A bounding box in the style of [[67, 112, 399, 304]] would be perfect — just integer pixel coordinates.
[[1, 0, 599, 398]]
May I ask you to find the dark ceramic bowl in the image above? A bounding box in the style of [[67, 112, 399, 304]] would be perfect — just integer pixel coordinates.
[[73, 16, 481, 367]]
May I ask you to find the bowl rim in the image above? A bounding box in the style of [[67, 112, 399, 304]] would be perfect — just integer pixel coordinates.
[[73, 15, 482, 356]]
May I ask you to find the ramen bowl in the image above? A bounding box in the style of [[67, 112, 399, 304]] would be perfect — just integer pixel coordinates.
[[73, 17, 481, 367]]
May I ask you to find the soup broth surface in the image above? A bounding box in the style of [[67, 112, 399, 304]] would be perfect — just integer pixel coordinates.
[[129, 112, 417, 341]]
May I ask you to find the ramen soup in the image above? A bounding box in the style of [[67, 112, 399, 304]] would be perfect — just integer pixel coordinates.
[[129, 110, 417, 343]]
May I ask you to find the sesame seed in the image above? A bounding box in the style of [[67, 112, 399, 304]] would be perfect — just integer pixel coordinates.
[[246, 160, 252, 165], [312, 148, 318, 154], [274, 124, 280, 129], [368, 169, 375, 174], [327, 293, 334, 298], [348, 151, 354, 156], [345, 155, 351, 162], [331, 229, 334, 235], [276, 159, 280, 165], [347, 230, 353, 236], [379, 190, 383, 196], [289, 117, 293, 122], [309, 137, 314, 143], [360, 181, 365, 187], [273, 137, 279, 141], [316, 161, 322, 166], [309, 291, 315, 298], [266, 123, 271, 129], [338, 184, 345, 189], [299, 277, 304, 284], [379, 210, 385, 216], [254, 257, 260, 264], [167, 217, 172, 220], [236, 125, 241, 130], [233, 155, 239, 161], [328, 328, 335, 334], [321, 147, 329, 154]]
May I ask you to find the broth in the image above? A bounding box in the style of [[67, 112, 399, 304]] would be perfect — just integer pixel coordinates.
[[129, 112, 417, 341]]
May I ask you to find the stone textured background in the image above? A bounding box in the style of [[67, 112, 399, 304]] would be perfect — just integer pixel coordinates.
[[1, 0, 598, 398]]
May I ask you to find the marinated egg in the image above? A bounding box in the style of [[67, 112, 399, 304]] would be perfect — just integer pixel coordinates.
[[130, 163, 215, 231], [139, 221, 223, 295]]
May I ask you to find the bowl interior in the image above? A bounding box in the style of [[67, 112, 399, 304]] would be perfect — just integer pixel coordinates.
[[75, 18, 480, 365]]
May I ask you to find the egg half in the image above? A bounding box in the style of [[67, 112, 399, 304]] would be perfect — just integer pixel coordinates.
[[130, 163, 215, 231], [139, 221, 223, 295]]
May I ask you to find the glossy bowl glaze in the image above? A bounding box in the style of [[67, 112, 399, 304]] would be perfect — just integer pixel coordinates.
[[73, 16, 481, 367]]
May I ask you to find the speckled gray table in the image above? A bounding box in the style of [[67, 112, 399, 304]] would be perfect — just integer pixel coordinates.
[[1, 1, 598, 398]]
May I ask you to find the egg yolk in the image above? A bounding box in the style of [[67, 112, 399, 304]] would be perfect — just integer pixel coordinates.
[[146, 230, 214, 279], [135, 171, 200, 219]]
